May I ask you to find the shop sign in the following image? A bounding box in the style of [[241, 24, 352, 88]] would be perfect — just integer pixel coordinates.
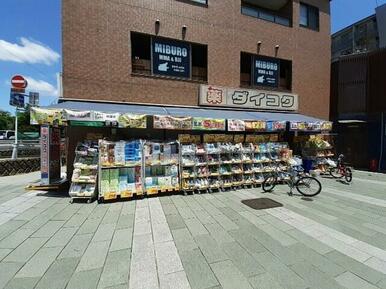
[[153, 115, 193, 130], [65, 109, 93, 121], [178, 134, 201, 143], [41, 126, 49, 184], [233, 134, 245, 143], [152, 37, 191, 79], [30, 107, 65, 126], [192, 118, 226, 131], [93, 111, 120, 122], [269, 134, 279, 142], [228, 119, 245, 132], [199, 85, 298, 111], [253, 56, 280, 87], [245, 120, 267, 131], [118, 114, 147, 129], [266, 121, 286, 132], [290, 121, 332, 131]]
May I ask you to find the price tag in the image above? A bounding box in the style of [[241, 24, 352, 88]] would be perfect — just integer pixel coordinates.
[[148, 188, 158, 195], [121, 191, 133, 198], [104, 192, 116, 200]]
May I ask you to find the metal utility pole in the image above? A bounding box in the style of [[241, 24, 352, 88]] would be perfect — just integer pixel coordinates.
[[11, 108, 18, 159]]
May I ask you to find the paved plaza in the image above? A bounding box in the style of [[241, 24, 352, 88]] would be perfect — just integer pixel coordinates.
[[0, 171, 386, 289]]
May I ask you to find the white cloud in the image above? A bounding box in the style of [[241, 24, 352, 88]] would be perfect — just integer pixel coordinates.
[[0, 38, 60, 65], [24, 76, 58, 97]]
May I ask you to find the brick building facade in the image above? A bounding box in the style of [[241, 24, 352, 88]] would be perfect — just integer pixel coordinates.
[[62, 0, 331, 119]]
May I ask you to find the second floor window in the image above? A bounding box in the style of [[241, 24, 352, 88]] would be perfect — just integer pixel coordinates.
[[300, 3, 319, 31]]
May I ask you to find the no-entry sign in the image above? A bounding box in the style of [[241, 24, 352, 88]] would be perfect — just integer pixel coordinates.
[[11, 75, 28, 89]]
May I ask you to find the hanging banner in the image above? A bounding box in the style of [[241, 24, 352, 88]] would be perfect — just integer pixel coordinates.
[[152, 37, 191, 79], [227, 119, 245, 132], [65, 109, 93, 121], [40, 126, 61, 185], [40, 126, 49, 184], [245, 120, 267, 131], [30, 107, 65, 126], [118, 114, 147, 128], [266, 121, 286, 132], [192, 118, 226, 131], [269, 134, 279, 142], [93, 111, 120, 122], [153, 115, 193, 130], [233, 134, 245, 143], [199, 85, 298, 111], [178, 134, 201, 143]]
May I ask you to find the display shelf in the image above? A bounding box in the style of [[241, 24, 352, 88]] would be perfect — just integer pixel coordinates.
[[70, 141, 99, 203]]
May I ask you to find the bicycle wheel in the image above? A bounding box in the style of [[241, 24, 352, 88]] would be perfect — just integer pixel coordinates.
[[329, 167, 343, 178], [345, 168, 353, 183], [296, 176, 322, 197], [262, 176, 277, 192]]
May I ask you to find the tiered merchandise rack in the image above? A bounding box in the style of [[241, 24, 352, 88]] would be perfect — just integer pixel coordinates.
[[98, 140, 144, 203], [71, 139, 291, 202], [69, 141, 99, 203], [143, 141, 180, 195]]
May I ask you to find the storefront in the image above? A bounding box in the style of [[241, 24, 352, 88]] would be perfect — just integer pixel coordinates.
[[31, 89, 333, 203]]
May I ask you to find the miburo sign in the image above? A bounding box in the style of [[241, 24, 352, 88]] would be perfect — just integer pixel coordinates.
[[199, 85, 299, 112]]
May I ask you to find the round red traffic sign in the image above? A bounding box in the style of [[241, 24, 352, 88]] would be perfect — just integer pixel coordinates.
[[11, 75, 28, 89]]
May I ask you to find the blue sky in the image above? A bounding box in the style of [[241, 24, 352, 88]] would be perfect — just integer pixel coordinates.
[[0, 0, 385, 113]]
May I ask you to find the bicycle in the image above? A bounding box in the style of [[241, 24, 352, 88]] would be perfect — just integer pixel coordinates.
[[262, 163, 322, 197], [329, 154, 352, 183]]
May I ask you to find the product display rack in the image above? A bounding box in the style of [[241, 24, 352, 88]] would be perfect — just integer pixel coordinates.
[[69, 141, 99, 203], [144, 141, 180, 195], [98, 140, 144, 202]]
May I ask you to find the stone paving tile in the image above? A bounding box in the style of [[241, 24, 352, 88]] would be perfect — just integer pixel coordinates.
[[0, 262, 24, 289], [76, 240, 110, 272], [221, 241, 265, 277], [67, 268, 103, 289], [77, 217, 104, 235], [184, 218, 209, 236], [204, 223, 234, 245], [172, 228, 199, 252], [31, 220, 65, 238], [335, 271, 380, 289], [0, 220, 26, 241], [159, 271, 191, 289], [228, 229, 266, 255], [116, 213, 135, 230], [155, 240, 184, 275], [285, 228, 334, 255], [179, 248, 219, 289], [0, 248, 11, 261], [109, 228, 133, 252], [249, 272, 284, 289], [192, 209, 217, 225], [97, 249, 130, 289], [3, 277, 40, 289], [44, 226, 78, 248], [16, 246, 62, 278], [58, 233, 93, 259], [194, 234, 228, 264], [255, 251, 308, 289], [210, 260, 253, 289], [4, 237, 47, 263], [165, 213, 186, 230], [34, 257, 80, 289], [290, 262, 345, 289], [92, 223, 116, 243], [325, 250, 385, 285], [0, 228, 35, 249]]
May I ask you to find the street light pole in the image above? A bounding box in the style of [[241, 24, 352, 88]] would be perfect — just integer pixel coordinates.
[[11, 108, 18, 159]]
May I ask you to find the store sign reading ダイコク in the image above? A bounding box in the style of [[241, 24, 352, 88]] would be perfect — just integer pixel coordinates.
[[152, 37, 191, 79], [199, 85, 298, 111]]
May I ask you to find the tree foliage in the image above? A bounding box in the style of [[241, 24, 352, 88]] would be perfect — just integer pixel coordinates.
[[0, 111, 14, 130]]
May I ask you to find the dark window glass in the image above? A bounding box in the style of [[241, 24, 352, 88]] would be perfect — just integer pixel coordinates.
[[300, 3, 319, 31], [241, 1, 291, 27], [131, 32, 151, 75]]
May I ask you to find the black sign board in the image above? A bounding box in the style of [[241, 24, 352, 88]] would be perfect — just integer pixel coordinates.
[[152, 37, 191, 79], [253, 56, 280, 87]]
